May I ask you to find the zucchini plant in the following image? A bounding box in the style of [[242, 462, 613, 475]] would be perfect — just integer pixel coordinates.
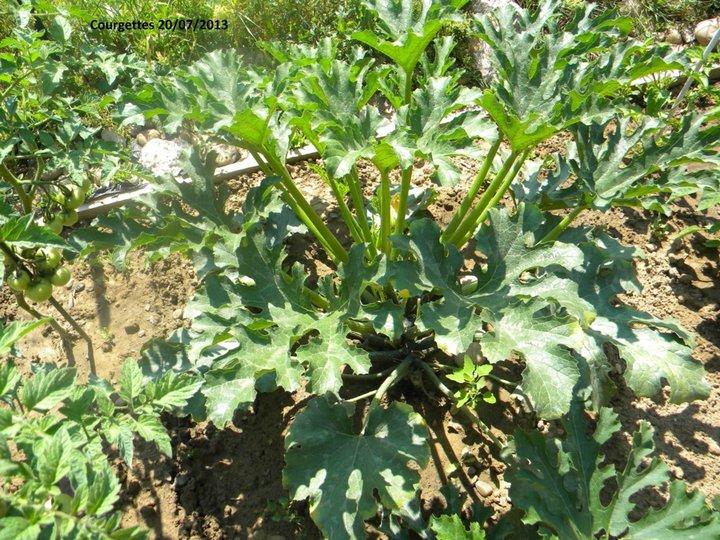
[[76, 0, 720, 536]]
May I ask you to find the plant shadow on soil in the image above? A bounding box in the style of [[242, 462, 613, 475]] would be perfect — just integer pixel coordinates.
[[171, 391, 320, 539]]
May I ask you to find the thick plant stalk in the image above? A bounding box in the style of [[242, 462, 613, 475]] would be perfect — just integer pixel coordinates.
[[342, 365, 397, 381], [370, 357, 413, 408], [1, 163, 32, 214], [275, 185, 338, 259], [262, 151, 349, 264], [248, 148, 273, 176], [347, 168, 376, 245], [447, 150, 519, 247], [247, 146, 320, 243], [394, 166, 414, 236], [14, 291, 71, 345], [442, 138, 503, 243], [379, 168, 392, 255], [327, 176, 364, 244], [48, 296, 96, 376], [454, 149, 530, 248], [539, 204, 587, 244], [402, 69, 413, 106]]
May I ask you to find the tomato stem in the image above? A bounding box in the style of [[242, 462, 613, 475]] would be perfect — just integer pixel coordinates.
[[0, 162, 32, 214], [48, 296, 96, 376]]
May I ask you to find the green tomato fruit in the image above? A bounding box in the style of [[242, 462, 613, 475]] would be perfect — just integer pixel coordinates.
[[81, 177, 92, 193], [6, 269, 31, 291], [45, 214, 64, 234], [35, 248, 62, 272], [25, 278, 52, 302], [60, 210, 78, 227], [49, 266, 71, 287], [51, 191, 66, 206], [65, 186, 85, 210]]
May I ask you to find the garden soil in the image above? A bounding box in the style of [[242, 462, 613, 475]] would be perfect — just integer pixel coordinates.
[[3, 152, 719, 538]]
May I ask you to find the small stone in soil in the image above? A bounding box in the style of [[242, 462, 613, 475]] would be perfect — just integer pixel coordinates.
[[124, 323, 140, 335], [172, 308, 183, 320], [174, 474, 190, 488], [75, 283, 85, 293], [145, 304, 152, 312], [138, 330, 146, 338]]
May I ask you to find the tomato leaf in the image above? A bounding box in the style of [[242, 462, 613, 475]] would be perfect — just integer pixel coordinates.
[[0, 320, 49, 358], [20, 366, 76, 411], [37, 428, 72, 487], [134, 415, 172, 457], [118, 359, 143, 407]]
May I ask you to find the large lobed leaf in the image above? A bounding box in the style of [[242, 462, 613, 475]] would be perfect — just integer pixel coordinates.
[[506, 401, 720, 538], [284, 395, 429, 539], [464, 206, 707, 417], [354, 0, 468, 75], [173, 223, 371, 425], [518, 113, 720, 213], [472, 0, 684, 151]]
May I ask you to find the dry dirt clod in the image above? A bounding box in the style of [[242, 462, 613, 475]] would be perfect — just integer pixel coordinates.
[[681, 28, 695, 44], [474, 479, 494, 497], [665, 28, 683, 44]]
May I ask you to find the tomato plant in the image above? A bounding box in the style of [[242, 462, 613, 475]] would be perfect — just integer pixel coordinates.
[[0, 0, 153, 372], [0, 320, 202, 538]]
